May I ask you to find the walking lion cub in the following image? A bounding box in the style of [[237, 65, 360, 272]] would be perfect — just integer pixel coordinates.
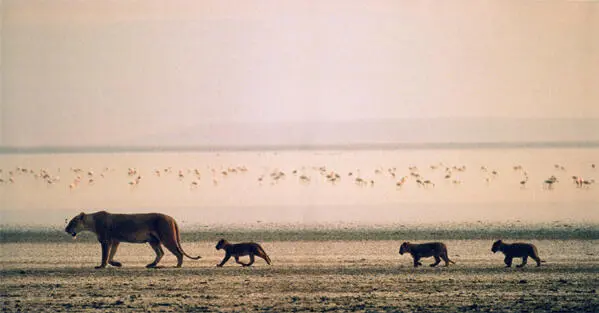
[[399, 242, 455, 268], [491, 240, 544, 267], [215, 239, 272, 267]]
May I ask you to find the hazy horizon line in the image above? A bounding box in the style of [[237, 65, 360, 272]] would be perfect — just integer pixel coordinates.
[[1, 140, 598, 155]]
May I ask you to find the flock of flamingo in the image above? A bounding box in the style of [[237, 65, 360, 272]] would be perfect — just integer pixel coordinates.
[[0, 162, 595, 191]]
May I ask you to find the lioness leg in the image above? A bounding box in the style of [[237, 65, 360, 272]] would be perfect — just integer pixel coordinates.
[[161, 238, 184, 267], [146, 239, 165, 268], [108, 241, 122, 267], [517, 256, 528, 268], [95, 241, 110, 269], [430, 256, 441, 267], [504, 256, 513, 267], [532, 255, 541, 267]]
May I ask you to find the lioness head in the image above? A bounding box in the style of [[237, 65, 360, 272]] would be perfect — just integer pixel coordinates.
[[491, 240, 503, 253], [215, 239, 227, 250], [399, 242, 410, 255], [65, 212, 87, 238]]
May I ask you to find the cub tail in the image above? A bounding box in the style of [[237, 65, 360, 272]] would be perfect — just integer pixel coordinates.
[[257, 245, 272, 265]]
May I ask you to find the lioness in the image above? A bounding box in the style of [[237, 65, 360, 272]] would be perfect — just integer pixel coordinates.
[[399, 242, 455, 268], [65, 211, 201, 269], [491, 240, 543, 267], [215, 239, 272, 267]]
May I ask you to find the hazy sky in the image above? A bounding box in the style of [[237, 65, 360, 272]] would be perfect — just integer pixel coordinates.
[[2, 1, 598, 147]]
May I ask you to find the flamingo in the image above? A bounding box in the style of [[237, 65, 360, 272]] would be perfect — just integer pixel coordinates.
[[423, 180, 435, 188], [581, 179, 595, 187], [396, 176, 407, 188], [571, 176, 582, 187], [355, 177, 366, 186], [299, 175, 311, 183], [543, 176, 558, 189], [520, 178, 528, 188]]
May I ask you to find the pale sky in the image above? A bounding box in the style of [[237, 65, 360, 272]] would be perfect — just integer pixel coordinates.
[[2, 1, 598, 147]]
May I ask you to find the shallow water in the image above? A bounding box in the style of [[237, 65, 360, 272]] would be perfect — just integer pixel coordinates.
[[1, 148, 598, 228]]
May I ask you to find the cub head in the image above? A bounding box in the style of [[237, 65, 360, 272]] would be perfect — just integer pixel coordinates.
[[215, 239, 227, 250], [491, 240, 503, 253], [399, 242, 410, 255], [65, 212, 87, 239]]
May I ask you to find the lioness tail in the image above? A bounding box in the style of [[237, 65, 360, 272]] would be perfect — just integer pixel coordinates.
[[174, 222, 201, 260]]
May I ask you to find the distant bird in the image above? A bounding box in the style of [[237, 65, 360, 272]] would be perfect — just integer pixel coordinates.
[[355, 177, 366, 186], [299, 175, 311, 183], [572, 176, 582, 188], [423, 180, 435, 188], [581, 179, 595, 187], [544, 176, 558, 189]]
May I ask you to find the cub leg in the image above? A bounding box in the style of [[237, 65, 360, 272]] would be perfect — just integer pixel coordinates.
[[243, 254, 255, 267], [108, 241, 122, 267], [413, 256, 422, 268], [234, 256, 249, 266], [532, 255, 541, 267], [441, 254, 452, 266], [517, 256, 528, 268], [430, 255, 441, 267], [217, 253, 231, 267], [146, 239, 165, 268], [504, 255, 513, 267]]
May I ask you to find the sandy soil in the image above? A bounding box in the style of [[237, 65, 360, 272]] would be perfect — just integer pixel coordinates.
[[1, 240, 598, 312]]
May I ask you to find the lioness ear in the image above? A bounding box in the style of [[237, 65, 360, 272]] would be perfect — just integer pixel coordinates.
[[78, 212, 85, 219]]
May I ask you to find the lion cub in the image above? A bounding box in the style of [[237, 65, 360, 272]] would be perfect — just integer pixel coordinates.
[[491, 240, 543, 267], [399, 242, 455, 268], [215, 239, 272, 267]]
